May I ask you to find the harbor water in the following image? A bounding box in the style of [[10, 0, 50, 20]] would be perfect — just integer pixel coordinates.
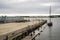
[[35, 18, 60, 40]]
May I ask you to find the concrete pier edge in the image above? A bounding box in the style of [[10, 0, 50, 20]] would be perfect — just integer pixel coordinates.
[[0, 20, 47, 40]]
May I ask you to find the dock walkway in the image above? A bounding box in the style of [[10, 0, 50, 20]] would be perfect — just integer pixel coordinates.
[[0, 20, 47, 40]]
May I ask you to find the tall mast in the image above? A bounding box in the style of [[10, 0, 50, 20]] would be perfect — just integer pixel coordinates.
[[47, 0, 53, 26], [49, 5, 51, 22]]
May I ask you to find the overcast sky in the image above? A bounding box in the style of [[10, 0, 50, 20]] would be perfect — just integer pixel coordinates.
[[0, 0, 60, 16]]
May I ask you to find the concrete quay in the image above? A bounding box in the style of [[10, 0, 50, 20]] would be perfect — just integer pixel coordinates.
[[0, 20, 47, 40]]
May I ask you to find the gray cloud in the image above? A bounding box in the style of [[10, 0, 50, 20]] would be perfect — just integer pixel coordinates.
[[0, 0, 60, 15]]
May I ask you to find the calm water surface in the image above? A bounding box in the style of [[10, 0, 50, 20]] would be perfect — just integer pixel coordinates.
[[35, 18, 60, 40]]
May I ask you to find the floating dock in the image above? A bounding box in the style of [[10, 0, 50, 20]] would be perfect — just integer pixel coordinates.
[[0, 20, 47, 40]]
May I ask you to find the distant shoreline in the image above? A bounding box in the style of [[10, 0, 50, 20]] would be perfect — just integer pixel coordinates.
[[0, 15, 60, 18]]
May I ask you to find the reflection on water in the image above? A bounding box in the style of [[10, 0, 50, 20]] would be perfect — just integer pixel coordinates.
[[35, 18, 60, 40], [49, 27, 52, 40]]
